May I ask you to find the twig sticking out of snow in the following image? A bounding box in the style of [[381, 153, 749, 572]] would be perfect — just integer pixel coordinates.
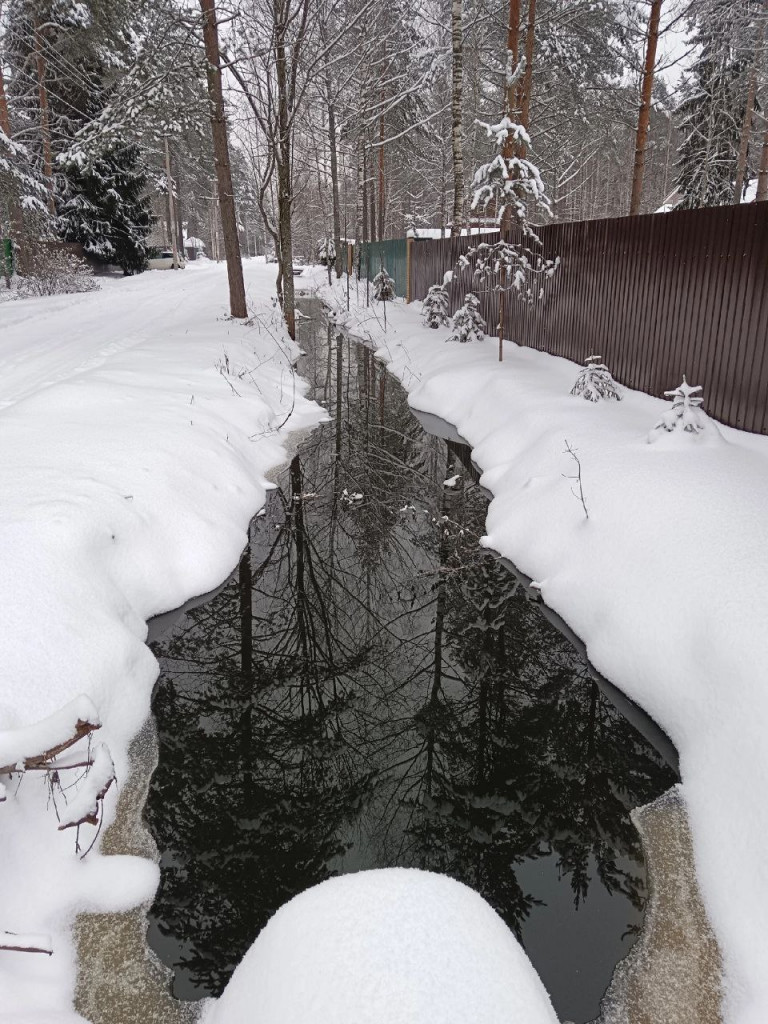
[[650, 377, 710, 439], [0, 694, 101, 775], [57, 744, 115, 830], [562, 441, 589, 519], [0, 931, 53, 956], [571, 355, 622, 402]]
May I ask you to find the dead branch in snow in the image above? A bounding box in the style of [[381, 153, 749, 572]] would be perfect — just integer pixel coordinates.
[[0, 932, 53, 956]]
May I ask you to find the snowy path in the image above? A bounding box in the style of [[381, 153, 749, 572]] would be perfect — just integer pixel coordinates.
[[315, 271, 768, 1024], [0, 261, 324, 1023]]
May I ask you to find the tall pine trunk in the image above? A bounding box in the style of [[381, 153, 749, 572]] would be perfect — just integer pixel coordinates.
[[200, 0, 247, 318], [450, 0, 464, 236], [518, 0, 536, 138], [629, 0, 662, 216]]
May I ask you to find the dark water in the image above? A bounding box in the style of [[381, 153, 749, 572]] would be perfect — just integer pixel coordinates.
[[145, 306, 677, 1021]]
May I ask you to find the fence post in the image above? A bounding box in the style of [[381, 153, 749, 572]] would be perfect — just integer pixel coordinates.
[[406, 236, 413, 303]]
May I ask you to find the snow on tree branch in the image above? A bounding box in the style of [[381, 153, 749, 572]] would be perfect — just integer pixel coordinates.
[[0, 695, 100, 775], [57, 744, 115, 830]]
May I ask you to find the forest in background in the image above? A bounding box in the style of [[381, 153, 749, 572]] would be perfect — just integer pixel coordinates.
[[1, 0, 767, 313]]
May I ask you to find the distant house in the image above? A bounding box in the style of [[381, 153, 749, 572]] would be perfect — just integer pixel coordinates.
[[184, 236, 206, 261]]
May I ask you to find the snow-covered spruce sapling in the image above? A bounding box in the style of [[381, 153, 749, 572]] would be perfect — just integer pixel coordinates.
[[448, 293, 486, 343], [571, 355, 622, 402], [373, 264, 396, 328], [649, 377, 711, 439], [422, 284, 450, 328], [462, 115, 559, 361]]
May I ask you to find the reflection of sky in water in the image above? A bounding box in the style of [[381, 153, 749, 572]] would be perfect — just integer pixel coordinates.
[[146, 308, 677, 1021]]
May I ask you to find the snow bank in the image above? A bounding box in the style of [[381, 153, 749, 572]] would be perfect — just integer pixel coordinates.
[[0, 261, 324, 1021], [314, 269, 768, 1024], [204, 868, 557, 1024]]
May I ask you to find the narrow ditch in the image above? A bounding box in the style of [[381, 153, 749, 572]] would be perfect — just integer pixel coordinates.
[[140, 301, 679, 1023]]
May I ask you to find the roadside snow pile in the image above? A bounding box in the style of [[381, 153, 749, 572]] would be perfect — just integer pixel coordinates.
[[0, 260, 324, 1022], [314, 269, 768, 1024], [203, 869, 558, 1024]]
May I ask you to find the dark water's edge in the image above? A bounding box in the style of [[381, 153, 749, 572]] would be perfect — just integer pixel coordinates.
[[144, 303, 679, 1022]]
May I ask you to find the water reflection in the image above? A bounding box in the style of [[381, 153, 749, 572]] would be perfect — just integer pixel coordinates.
[[146, 312, 677, 1021]]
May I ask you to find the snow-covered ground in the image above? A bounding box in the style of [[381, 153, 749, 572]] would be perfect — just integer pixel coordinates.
[[314, 269, 768, 1024], [0, 260, 324, 1022]]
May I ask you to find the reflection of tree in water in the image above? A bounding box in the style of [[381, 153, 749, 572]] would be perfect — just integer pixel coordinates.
[[146, 313, 676, 998]]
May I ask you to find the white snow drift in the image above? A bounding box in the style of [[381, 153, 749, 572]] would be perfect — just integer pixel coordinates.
[[202, 868, 558, 1024]]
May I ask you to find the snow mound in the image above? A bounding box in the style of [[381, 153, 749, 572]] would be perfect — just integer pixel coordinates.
[[204, 868, 558, 1024]]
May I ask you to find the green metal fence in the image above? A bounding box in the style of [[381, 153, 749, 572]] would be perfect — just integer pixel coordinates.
[[356, 239, 408, 297]]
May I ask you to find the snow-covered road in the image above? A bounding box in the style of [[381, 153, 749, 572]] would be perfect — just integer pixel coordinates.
[[0, 260, 324, 1022]]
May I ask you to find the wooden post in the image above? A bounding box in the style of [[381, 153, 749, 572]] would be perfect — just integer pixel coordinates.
[[406, 236, 413, 303]]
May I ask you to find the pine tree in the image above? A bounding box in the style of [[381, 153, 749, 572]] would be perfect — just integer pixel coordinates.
[[571, 355, 622, 402], [57, 144, 152, 274], [422, 284, 450, 328], [674, 11, 744, 209], [448, 293, 486, 343]]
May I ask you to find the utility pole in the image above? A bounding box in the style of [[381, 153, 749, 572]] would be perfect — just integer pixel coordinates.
[[200, 0, 247, 317]]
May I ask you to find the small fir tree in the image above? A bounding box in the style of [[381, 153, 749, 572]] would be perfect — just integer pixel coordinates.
[[571, 355, 622, 402], [422, 284, 450, 328], [373, 264, 396, 302], [650, 377, 710, 437], [448, 293, 486, 343], [57, 143, 152, 275], [373, 263, 396, 328]]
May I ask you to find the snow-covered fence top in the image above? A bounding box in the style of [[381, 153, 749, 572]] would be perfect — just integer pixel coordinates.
[[409, 202, 768, 435]]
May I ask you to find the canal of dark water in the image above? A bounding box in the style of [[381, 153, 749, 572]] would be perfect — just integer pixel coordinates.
[[145, 304, 677, 1022]]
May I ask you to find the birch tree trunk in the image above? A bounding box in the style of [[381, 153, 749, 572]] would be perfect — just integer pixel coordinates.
[[327, 92, 342, 277], [500, 0, 520, 233], [629, 0, 662, 216], [200, 0, 247, 318], [450, 0, 464, 236], [275, 4, 296, 339], [733, 4, 765, 204], [757, 122, 768, 201]]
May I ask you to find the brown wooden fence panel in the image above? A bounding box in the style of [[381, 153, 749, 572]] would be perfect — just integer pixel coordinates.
[[408, 204, 768, 433]]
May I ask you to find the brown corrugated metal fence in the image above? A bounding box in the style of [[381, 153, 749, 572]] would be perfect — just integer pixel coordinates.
[[409, 204, 768, 434]]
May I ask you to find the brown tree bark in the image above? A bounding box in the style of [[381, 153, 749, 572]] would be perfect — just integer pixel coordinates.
[[518, 0, 536, 137], [629, 0, 662, 216], [450, 0, 464, 236], [200, 0, 247, 318], [500, 0, 521, 232]]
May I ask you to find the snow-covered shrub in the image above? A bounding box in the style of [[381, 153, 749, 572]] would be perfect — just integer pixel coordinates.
[[571, 355, 622, 402], [649, 377, 713, 441], [422, 284, 450, 328], [448, 293, 486, 343], [373, 265, 396, 302], [18, 243, 98, 297]]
